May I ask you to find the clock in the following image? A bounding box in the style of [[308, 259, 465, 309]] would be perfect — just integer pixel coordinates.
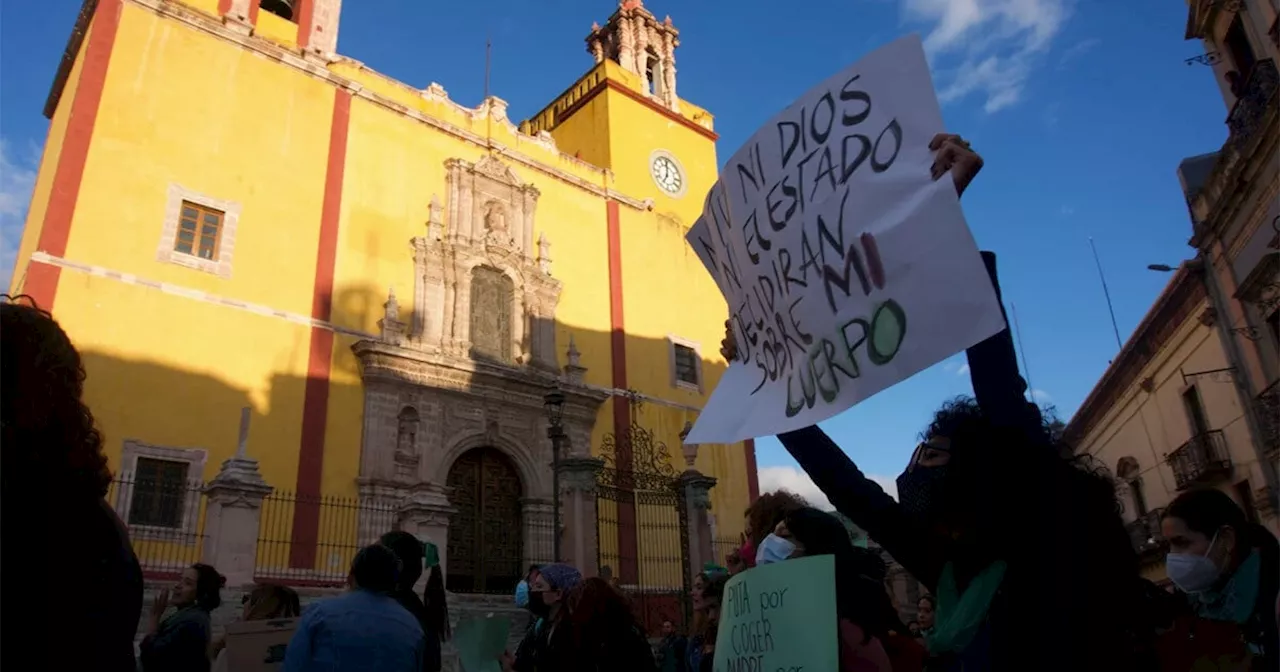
[[650, 150, 686, 197]]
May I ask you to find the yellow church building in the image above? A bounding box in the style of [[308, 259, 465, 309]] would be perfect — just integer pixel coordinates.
[[10, 0, 755, 623]]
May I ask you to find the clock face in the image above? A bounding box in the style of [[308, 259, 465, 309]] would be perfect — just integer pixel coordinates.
[[651, 154, 685, 196]]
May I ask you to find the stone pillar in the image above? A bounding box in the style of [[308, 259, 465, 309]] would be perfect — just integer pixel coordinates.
[[201, 408, 272, 588], [398, 483, 455, 578], [557, 457, 603, 577], [679, 470, 716, 578]]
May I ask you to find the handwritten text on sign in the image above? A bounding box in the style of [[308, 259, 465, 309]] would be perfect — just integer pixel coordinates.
[[713, 555, 838, 672], [685, 35, 1006, 444]]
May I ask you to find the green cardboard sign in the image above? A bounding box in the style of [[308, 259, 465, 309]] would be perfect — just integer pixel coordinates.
[[453, 613, 510, 672], [713, 555, 838, 672]]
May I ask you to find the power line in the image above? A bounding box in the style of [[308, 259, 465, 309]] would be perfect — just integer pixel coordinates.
[[1088, 237, 1124, 351], [1011, 303, 1034, 404]]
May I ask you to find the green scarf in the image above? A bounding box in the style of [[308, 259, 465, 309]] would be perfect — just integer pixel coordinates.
[[1193, 549, 1261, 625], [925, 560, 1007, 654]]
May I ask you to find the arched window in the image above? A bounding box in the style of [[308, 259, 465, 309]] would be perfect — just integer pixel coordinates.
[[645, 48, 664, 97], [469, 266, 514, 363]]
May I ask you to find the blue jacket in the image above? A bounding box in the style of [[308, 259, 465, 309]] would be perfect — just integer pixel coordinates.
[[283, 589, 425, 672]]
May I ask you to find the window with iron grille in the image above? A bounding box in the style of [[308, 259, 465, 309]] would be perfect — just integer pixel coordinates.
[[129, 457, 190, 529], [674, 343, 699, 386], [175, 201, 225, 261]]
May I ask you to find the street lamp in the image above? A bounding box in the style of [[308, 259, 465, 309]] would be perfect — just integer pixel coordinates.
[[543, 387, 566, 563], [1147, 264, 1177, 273]]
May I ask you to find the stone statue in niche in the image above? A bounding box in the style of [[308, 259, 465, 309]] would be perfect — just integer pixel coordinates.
[[394, 406, 421, 479], [484, 201, 508, 236]]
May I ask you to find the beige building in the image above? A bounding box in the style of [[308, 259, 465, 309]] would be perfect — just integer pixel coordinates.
[[1065, 0, 1279, 584]]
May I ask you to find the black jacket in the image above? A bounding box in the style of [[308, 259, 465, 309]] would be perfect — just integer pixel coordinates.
[[3, 496, 144, 672], [392, 589, 443, 672], [775, 252, 1148, 671]]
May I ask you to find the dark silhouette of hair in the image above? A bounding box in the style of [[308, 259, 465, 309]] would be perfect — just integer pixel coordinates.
[[0, 295, 111, 501], [190, 563, 224, 612], [918, 594, 935, 609], [744, 490, 808, 549], [423, 565, 450, 642], [784, 507, 905, 639], [1164, 487, 1279, 564], [566, 578, 643, 654], [243, 583, 301, 620], [920, 395, 1150, 667], [350, 544, 400, 594], [380, 530, 424, 590]]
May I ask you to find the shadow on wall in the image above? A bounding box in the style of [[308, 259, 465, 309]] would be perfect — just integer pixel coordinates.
[[67, 275, 750, 588]]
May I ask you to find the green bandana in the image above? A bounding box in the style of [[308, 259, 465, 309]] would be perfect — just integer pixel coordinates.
[[423, 542, 440, 568], [925, 560, 1007, 654]]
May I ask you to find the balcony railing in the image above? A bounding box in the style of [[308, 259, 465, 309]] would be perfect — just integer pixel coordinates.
[[1226, 59, 1278, 153], [1124, 508, 1167, 559], [1256, 381, 1279, 458], [1166, 430, 1233, 490]]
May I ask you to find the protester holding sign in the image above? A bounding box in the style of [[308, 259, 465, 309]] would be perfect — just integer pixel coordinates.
[[719, 136, 1156, 670], [768, 506, 924, 671]]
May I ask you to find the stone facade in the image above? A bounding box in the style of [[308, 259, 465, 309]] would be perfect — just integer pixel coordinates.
[[351, 154, 607, 580]]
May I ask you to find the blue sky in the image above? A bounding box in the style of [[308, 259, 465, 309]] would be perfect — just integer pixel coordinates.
[[0, 1, 1229, 505]]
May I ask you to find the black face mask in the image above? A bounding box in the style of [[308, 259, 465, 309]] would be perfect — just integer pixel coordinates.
[[527, 590, 551, 618], [896, 464, 950, 522]]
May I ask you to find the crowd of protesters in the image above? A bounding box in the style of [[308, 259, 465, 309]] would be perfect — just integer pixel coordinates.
[[2, 131, 1277, 672]]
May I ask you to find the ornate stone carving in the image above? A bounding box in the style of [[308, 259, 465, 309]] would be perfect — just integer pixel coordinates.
[[563, 335, 587, 383], [427, 195, 444, 241], [409, 156, 561, 370], [558, 457, 605, 493], [379, 287, 406, 346], [679, 471, 717, 510], [393, 406, 421, 480]]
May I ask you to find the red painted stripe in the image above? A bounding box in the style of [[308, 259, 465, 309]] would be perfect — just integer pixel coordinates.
[[295, 0, 313, 49], [605, 199, 639, 584], [26, 0, 121, 309], [606, 200, 627, 392], [744, 439, 760, 502], [217, 0, 232, 15], [288, 89, 350, 569], [248, 0, 260, 25]]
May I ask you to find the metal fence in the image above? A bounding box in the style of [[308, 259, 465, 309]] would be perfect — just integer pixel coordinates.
[[597, 477, 691, 636], [254, 490, 398, 586], [108, 474, 206, 579], [711, 535, 741, 569]]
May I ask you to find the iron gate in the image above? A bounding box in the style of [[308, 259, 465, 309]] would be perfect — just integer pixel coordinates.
[[596, 410, 692, 636]]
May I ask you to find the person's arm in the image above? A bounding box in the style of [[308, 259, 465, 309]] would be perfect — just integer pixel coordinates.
[[139, 613, 206, 671], [776, 427, 947, 588], [282, 607, 318, 672], [964, 251, 1040, 438]]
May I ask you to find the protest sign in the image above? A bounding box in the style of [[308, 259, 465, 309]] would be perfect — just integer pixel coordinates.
[[713, 554, 838, 672], [221, 617, 298, 672], [454, 613, 511, 672], [685, 34, 1006, 444]]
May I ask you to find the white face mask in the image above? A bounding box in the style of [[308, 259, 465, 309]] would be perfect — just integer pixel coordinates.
[[1166, 531, 1222, 594], [755, 534, 796, 566]]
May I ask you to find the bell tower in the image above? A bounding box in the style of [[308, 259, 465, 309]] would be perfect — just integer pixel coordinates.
[[586, 0, 681, 112]]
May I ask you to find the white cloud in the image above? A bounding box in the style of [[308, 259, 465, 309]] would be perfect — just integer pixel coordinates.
[[1057, 37, 1099, 69], [903, 0, 1070, 113], [0, 139, 38, 290], [956, 363, 970, 376], [1030, 388, 1053, 402], [758, 464, 898, 512]]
